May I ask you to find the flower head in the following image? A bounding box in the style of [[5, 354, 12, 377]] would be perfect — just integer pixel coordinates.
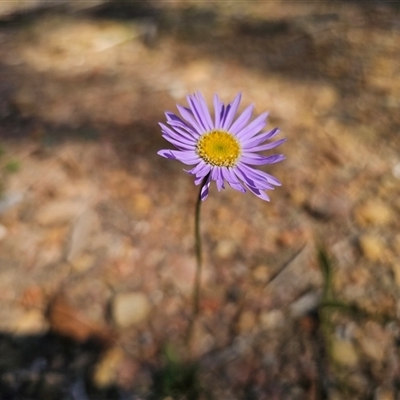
[[158, 92, 285, 201]]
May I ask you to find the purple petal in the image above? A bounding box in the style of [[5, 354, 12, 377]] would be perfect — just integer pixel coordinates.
[[162, 135, 194, 150], [219, 105, 225, 129], [212, 167, 225, 191], [240, 153, 285, 165], [165, 113, 199, 138], [165, 111, 185, 125], [187, 94, 208, 131], [232, 166, 257, 187], [213, 94, 223, 129], [185, 161, 211, 177], [222, 93, 242, 131], [245, 185, 270, 201], [160, 123, 196, 146], [229, 104, 254, 135], [195, 92, 214, 130], [242, 138, 286, 152], [157, 149, 200, 165], [221, 167, 246, 193], [177, 105, 203, 133], [237, 163, 282, 186], [234, 165, 272, 200], [211, 166, 219, 181], [236, 112, 268, 140], [200, 174, 212, 201], [233, 165, 274, 190], [241, 128, 281, 147], [220, 104, 230, 129]]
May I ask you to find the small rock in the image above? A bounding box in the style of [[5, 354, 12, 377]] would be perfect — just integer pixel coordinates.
[[237, 310, 257, 334], [14, 309, 49, 335], [312, 85, 338, 115], [375, 387, 395, 400], [48, 295, 114, 344], [66, 209, 99, 262], [290, 292, 320, 318], [215, 239, 236, 259], [306, 191, 351, 220], [162, 296, 182, 316], [358, 336, 385, 362], [358, 235, 387, 262], [251, 265, 271, 284], [70, 252, 96, 272], [129, 193, 152, 216], [393, 234, 400, 256], [0, 193, 23, 214], [391, 263, 400, 288], [331, 338, 359, 367], [276, 228, 309, 247], [326, 389, 344, 400], [161, 254, 209, 294], [355, 322, 390, 364], [93, 347, 125, 388], [19, 285, 46, 309], [0, 224, 7, 241], [182, 60, 214, 86], [189, 320, 215, 358], [35, 200, 84, 227], [290, 187, 307, 206], [112, 292, 151, 328], [260, 309, 284, 330], [354, 200, 393, 227]]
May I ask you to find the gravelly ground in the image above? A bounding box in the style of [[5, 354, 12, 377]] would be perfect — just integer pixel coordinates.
[[0, 1, 400, 399]]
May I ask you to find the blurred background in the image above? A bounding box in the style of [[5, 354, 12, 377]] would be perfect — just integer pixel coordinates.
[[0, 0, 399, 398]]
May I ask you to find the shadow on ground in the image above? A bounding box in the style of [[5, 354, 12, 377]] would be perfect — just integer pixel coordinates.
[[0, 332, 121, 400]]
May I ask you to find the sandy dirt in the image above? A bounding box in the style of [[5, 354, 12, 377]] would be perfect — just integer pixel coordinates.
[[0, 1, 399, 399]]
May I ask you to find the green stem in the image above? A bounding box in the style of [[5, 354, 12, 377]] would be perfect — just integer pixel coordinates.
[[186, 175, 209, 344], [193, 176, 208, 316]]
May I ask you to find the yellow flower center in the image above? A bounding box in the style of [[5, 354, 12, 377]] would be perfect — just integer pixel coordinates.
[[196, 130, 241, 167]]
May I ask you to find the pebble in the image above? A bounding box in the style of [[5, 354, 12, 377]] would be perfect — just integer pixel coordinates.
[[290, 187, 307, 206], [251, 265, 271, 284], [237, 310, 257, 334], [393, 234, 400, 256], [0, 224, 7, 241], [391, 263, 400, 288], [0, 192, 23, 214], [35, 200, 84, 227], [215, 239, 236, 259], [93, 346, 125, 388], [326, 389, 343, 400], [331, 338, 359, 367], [112, 292, 151, 328], [306, 191, 351, 220], [13, 309, 49, 335], [70, 252, 96, 273], [129, 193, 152, 217], [289, 292, 320, 318], [358, 336, 385, 362], [354, 200, 393, 227], [374, 387, 395, 400], [48, 295, 113, 344], [259, 309, 284, 330], [160, 255, 208, 295], [66, 209, 99, 262], [312, 85, 338, 115], [358, 234, 387, 262], [189, 320, 215, 358]]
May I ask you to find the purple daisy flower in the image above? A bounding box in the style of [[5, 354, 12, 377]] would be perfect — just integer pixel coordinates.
[[158, 92, 285, 201]]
